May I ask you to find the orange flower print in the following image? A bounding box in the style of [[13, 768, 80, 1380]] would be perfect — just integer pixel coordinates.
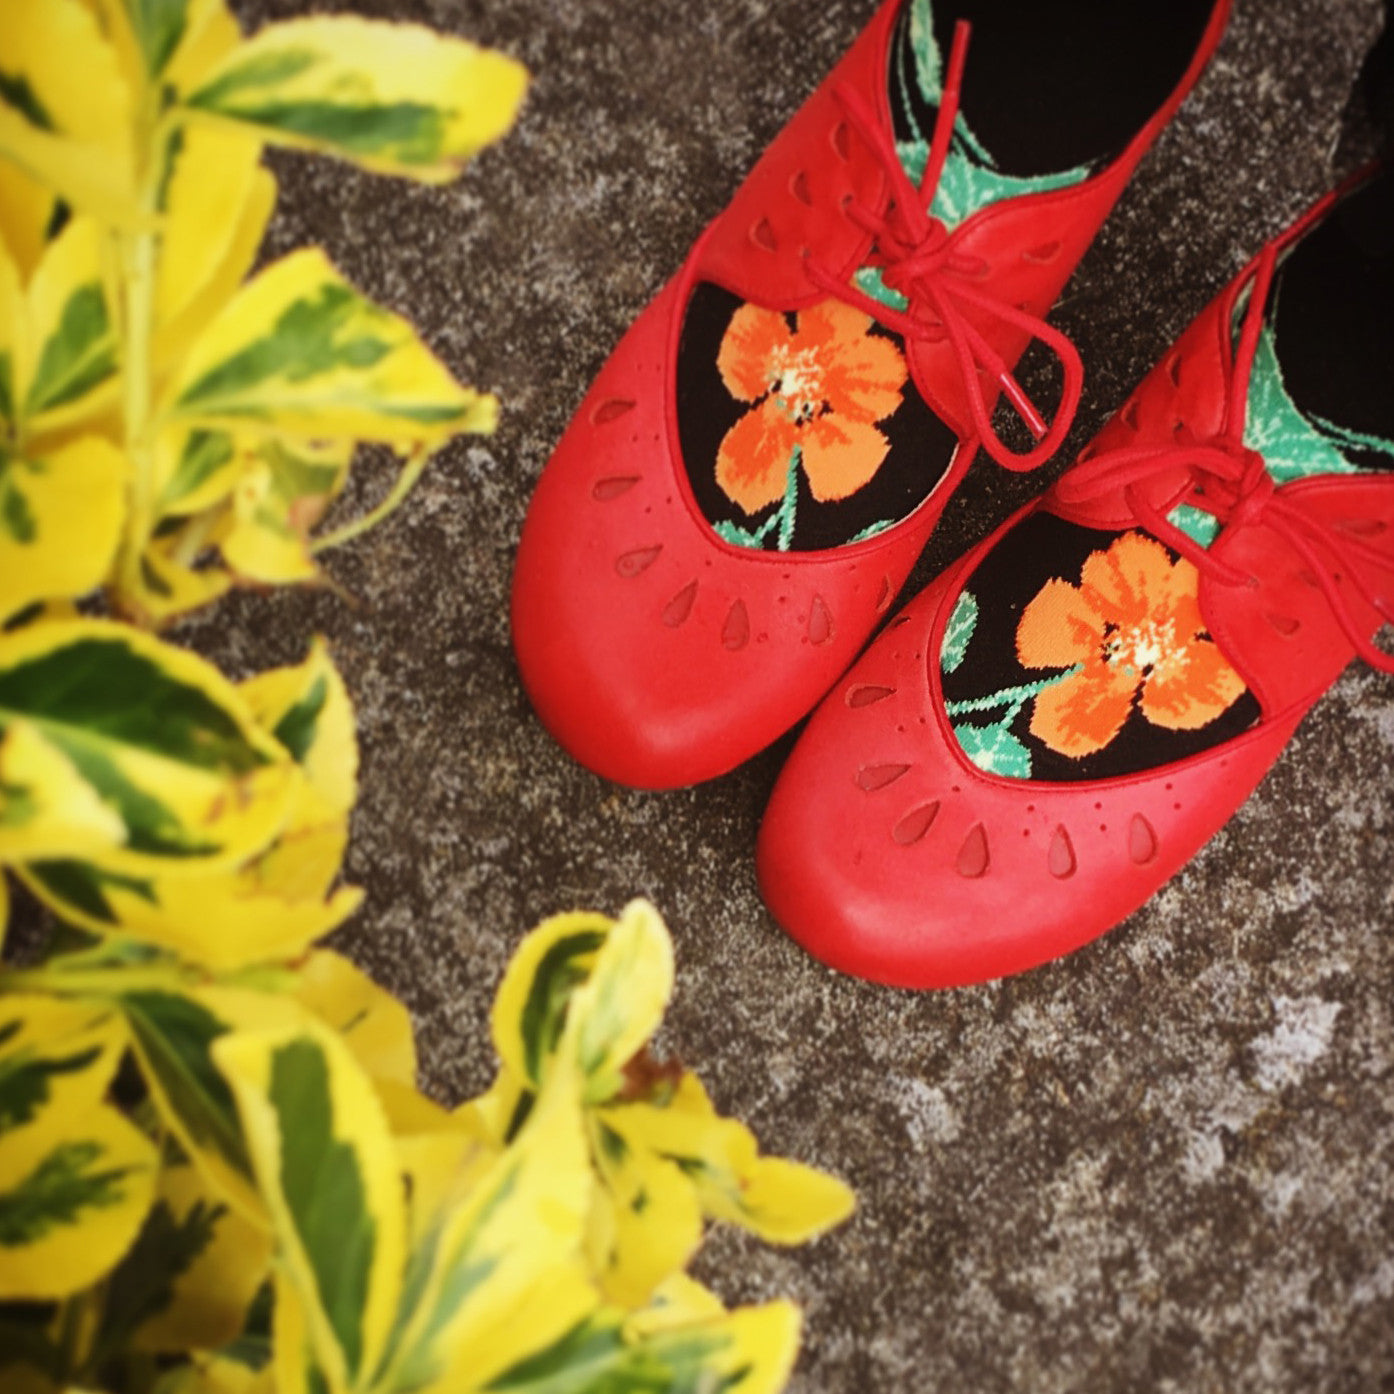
[[1015, 531, 1247, 759], [714, 299, 908, 514]]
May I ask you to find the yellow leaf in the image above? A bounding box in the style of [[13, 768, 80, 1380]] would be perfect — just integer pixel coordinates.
[[585, 1112, 702, 1308], [184, 17, 527, 183], [153, 166, 277, 377], [165, 247, 492, 448], [270, 1270, 336, 1394], [214, 1020, 407, 1393], [0, 162, 55, 280], [0, 619, 297, 877], [0, 241, 21, 432], [0, 0, 138, 223], [19, 218, 120, 437], [0, 436, 128, 621], [606, 1073, 855, 1246], [624, 1272, 726, 1335], [165, 2, 243, 95], [156, 124, 265, 330], [293, 950, 415, 1088], [156, 1353, 276, 1394], [133, 1161, 274, 1352], [0, 1103, 158, 1300], [220, 458, 322, 585], [0, 720, 126, 863]]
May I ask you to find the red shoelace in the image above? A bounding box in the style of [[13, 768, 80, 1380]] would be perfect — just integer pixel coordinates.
[[803, 21, 1084, 473], [1054, 248, 1394, 674]]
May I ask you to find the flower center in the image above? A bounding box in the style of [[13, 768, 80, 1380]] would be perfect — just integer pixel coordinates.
[[769, 346, 826, 424], [1102, 616, 1178, 678]]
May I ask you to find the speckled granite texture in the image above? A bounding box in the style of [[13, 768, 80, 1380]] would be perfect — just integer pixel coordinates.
[[205, 2, 1393, 1388]]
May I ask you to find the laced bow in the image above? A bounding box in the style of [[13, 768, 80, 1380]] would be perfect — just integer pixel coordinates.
[[1053, 249, 1394, 675], [803, 21, 1083, 472]]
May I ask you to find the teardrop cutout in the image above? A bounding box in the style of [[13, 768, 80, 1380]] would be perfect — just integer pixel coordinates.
[[662, 580, 698, 628], [615, 545, 662, 578], [721, 599, 750, 650], [1048, 825, 1076, 879], [808, 595, 833, 645], [591, 398, 635, 425], [857, 763, 910, 792], [1129, 814, 1158, 865], [893, 801, 940, 846], [956, 823, 990, 878], [592, 475, 639, 501], [846, 684, 895, 709]]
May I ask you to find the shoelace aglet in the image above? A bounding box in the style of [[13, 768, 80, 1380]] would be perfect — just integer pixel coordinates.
[[998, 371, 1049, 440]]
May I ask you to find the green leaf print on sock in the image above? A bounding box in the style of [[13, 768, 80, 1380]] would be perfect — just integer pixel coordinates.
[[939, 589, 977, 674], [952, 721, 1032, 778], [1166, 320, 1394, 549], [895, 0, 1091, 233]]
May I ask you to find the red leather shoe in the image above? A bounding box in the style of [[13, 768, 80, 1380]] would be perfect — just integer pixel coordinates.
[[512, 0, 1231, 789], [758, 169, 1394, 988]]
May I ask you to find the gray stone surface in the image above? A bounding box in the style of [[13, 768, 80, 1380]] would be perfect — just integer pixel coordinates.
[[204, 1, 1394, 1389]]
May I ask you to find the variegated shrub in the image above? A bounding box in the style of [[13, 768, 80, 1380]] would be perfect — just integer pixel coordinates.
[[0, 3, 855, 1392]]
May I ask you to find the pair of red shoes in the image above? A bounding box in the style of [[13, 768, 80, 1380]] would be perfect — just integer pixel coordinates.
[[513, 0, 1394, 988]]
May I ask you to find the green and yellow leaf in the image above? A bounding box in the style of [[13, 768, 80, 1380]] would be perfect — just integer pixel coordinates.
[[155, 1352, 276, 1394], [0, 620, 296, 875], [380, 1060, 593, 1394], [183, 17, 527, 182], [165, 248, 493, 448], [0, 721, 126, 864], [156, 124, 265, 332], [21, 850, 359, 970], [603, 1073, 855, 1246], [0, 161, 55, 281], [241, 637, 356, 816], [0, 241, 22, 433], [423, 1259, 595, 1394], [568, 899, 673, 1103], [19, 217, 120, 435], [0, 995, 127, 1137], [152, 428, 239, 519], [584, 1114, 701, 1309], [118, 984, 306, 1219], [0, 1103, 157, 1300], [487, 1297, 801, 1394], [0, 438, 127, 621], [21, 640, 360, 966], [132, 1161, 274, 1352], [127, 538, 235, 626], [0, 0, 139, 225], [214, 1021, 406, 1393], [218, 438, 353, 586], [293, 950, 415, 1089], [490, 909, 610, 1093], [153, 166, 277, 376]]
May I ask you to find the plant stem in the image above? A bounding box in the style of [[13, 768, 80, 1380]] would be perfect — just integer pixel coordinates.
[[942, 666, 1081, 719], [113, 81, 166, 615]]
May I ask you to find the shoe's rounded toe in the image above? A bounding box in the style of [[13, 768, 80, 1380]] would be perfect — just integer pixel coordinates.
[[511, 279, 923, 789], [756, 557, 1299, 988]]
